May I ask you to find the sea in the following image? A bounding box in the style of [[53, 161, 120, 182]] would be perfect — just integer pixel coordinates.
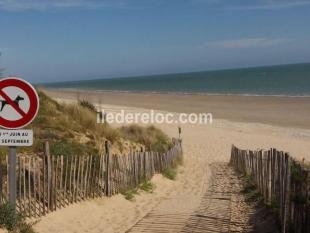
[[43, 63, 310, 97]]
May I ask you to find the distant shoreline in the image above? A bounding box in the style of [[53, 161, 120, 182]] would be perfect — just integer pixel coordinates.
[[42, 87, 310, 98]]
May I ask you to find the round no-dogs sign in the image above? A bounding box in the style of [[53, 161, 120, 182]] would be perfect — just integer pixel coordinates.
[[0, 77, 39, 129]]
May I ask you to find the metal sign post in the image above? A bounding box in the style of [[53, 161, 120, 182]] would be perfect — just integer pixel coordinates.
[[8, 146, 16, 206]]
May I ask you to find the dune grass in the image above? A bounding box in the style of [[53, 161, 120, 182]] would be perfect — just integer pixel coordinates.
[[0, 91, 172, 158], [120, 124, 172, 153], [140, 180, 156, 193], [162, 168, 177, 180], [23, 91, 120, 156], [121, 188, 139, 201], [121, 180, 156, 201]]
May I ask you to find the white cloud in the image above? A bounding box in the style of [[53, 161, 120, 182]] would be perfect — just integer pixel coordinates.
[[203, 38, 289, 49], [0, 0, 125, 11], [190, 0, 310, 10], [1, 0, 310, 11], [226, 1, 310, 10]]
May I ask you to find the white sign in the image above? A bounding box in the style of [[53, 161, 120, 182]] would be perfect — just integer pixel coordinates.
[[0, 129, 33, 146]]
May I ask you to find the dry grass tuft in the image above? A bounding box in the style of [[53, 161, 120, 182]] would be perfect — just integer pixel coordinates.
[[120, 124, 172, 152]]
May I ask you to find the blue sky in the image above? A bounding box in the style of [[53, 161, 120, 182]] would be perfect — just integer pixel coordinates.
[[0, 0, 310, 83]]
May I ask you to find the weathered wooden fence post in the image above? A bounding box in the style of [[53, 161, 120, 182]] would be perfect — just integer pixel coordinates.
[[44, 141, 52, 211], [0, 158, 2, 205], [178, 126, 181, 139], [105, 140, 110, 197], [8, 146, 17, 207]]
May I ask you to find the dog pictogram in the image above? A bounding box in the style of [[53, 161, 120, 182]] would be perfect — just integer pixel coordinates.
[[0, 95, 25, 111]]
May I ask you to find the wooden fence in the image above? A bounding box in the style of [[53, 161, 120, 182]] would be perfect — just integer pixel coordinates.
[[230, 145, 310, 233], [0, 140, 182, 218]]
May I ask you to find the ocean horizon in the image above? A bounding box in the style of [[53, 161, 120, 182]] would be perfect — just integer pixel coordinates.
[[42, 63, 310, 97]]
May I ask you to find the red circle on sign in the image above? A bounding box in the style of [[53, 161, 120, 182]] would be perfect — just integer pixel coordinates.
[[0, 77, 39, 129]]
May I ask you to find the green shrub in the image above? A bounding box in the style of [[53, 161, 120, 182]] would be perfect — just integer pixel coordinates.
[[0, 203, 36, 233], [122, 181, 155, 200], [140, 181, 155, 193], [241, 175, 262, 202], [0, 203, 20, 231], [121, 189, 138, 201], [162, 168, 177, 180]]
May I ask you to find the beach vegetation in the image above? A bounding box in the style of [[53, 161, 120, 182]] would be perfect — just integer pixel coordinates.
[[241, 175, 262, 202], [162, 168, 177, 180], [122, 181, 155, 201], [140, 180, 155, 193], [119, 125, 172, 152], [0, 203, 36, 233], [0, 203, 19, 231], [0, 91, 171, 157], [78, 99, 97, 113], [121, 188, 139, 201], [290, 162, 304, 183], [24, 91, 103, 155], [266, 197, 280, 214]]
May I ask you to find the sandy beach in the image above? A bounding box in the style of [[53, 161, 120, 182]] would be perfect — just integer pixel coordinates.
[[33, 89, 310, 233], [44, 89, 310, 129]]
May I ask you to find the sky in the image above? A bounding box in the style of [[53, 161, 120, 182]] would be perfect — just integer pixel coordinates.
[[0, 0, 310, 83]]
